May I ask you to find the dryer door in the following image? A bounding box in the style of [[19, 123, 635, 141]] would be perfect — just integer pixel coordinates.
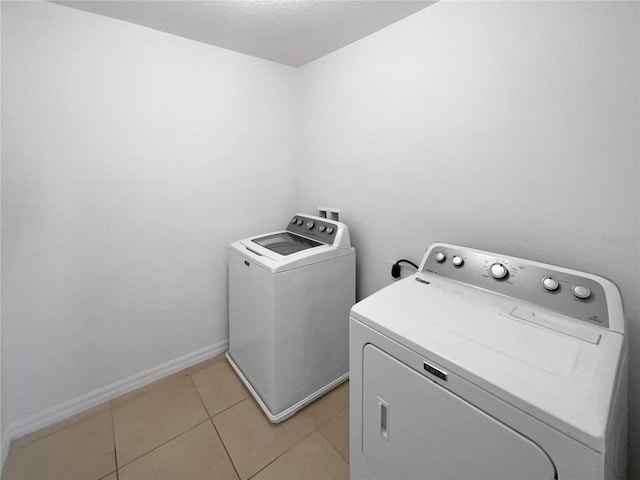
[[362, 345, 556, 480]]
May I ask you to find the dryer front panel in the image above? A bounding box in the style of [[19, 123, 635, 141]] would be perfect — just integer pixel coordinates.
[[362, 344, 556, 480]]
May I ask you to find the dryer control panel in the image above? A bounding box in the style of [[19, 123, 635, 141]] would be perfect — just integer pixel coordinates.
[[421, 244, 611, 328]]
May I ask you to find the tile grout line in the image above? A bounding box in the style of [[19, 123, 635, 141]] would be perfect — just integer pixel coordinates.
[[112, 371, 208, 470], [188, 371, 243, 480], [11, 405, 109, 451], [210, 417, 242, 480], [246, 428, 319, 480], [17, 368, 200, 453], [316, 427, 350, 465], [316, 405, 349, 430], [97, 471, 118, 480], [209, 394, 250, 418], [316, 406, 350, 464], [189, 357, 251, 419], [245, 383, 351, 478], [113, 363, 222, 471], [116, 418, 211, 471], [111, 370, 190, 409], [7, 359, 224, 480], [109, 404, 119, 480]]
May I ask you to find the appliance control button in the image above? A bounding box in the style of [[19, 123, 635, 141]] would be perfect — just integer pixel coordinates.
[[435, 252, 446, 263], [490, 263, 508, 279], [306, 221, 314, 229], [326, 227, 334, 234], [572, 284, 591, 299], [318, 225, 326, 232], [296, 219, 303, 226], [291, 218, 298, 224], [542, 276, 559, 291], [452, 256, 464, 267]]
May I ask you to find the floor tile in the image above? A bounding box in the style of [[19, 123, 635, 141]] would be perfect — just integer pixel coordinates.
[[111, 370, 190, 407], [12, 402, 110, 448], [2, 411, 115, 480], [213, 397, 315, 480], [113, 374, 208, 466], [296, 381, 349, 429], [99, 472, 118, 480], [251, 431, 349, 480], [191, 359, 249, 416], [186, 353, 227, 375], [319, 408, 349, 463], [119, 421, 238, 480]]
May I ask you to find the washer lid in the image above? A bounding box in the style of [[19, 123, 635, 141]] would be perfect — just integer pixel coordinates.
[[251, 231, 322, 256], [232, 236, 353, 273], [350, 272, 625, 453]]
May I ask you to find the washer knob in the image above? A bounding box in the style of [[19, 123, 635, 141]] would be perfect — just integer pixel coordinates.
[[326, 227, 334, 234], [542, 276, 559, 291], [306, 221, 314, 229], [318, 225, 326, 232], [435, 252, 446, 263], [291, 218, 298, 224], [296, 219, 303, 226], [490, 263, 508, 279], [572, 284, 591, 299], [452, 256, 464, 267]]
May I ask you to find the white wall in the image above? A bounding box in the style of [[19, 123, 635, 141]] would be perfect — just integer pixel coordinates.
[[298, 1, 640, 476], [2, 0, 639, 476], [1, 0, 297, 431]]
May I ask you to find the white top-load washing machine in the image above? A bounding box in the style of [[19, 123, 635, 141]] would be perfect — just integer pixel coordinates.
[[350, 243, 627, 480], [227, 214, 355, 422]]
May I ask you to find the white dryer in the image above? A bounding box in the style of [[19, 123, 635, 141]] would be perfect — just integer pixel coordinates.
[[350, 243, 627, 480], [227, 214, 355, 422]]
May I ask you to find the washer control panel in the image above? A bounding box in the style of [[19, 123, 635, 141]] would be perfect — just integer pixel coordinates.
[[287, 215, 339, 245], [422, 245, 609, 328]]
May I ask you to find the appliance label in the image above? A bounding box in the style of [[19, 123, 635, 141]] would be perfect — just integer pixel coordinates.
[[423, 362, 447, 381]]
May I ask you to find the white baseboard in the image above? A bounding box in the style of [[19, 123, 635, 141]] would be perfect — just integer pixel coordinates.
[[1, 427, 11, 471], [2, 339, 228, 465]]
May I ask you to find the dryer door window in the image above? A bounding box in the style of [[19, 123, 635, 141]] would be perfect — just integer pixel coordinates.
[[362, 344, 556, 480]]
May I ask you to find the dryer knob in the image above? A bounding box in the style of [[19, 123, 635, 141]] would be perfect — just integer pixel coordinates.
[[542, 276, 559, 291], [296, 219, 303, 226], [318, 225, 326, 232], [291, 218, 298, 224], [327, 227, 334, 234], [435, 252, 446, 263], [572, 284, 591, 299], [306, 221, 314, 229], [490, 263, 508, 279], [452, 256, 464, 267]]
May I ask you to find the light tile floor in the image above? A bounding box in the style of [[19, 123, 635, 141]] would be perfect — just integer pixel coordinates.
[[2, 354, 349, 480]]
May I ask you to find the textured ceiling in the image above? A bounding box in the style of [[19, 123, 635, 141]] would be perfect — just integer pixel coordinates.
[[53, 1, 435, 66]]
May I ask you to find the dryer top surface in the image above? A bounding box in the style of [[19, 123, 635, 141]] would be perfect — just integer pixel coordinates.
[[351, 251, 625, 452]]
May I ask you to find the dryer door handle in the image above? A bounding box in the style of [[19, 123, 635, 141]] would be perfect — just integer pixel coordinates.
[[378, 397, 389, 442]]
